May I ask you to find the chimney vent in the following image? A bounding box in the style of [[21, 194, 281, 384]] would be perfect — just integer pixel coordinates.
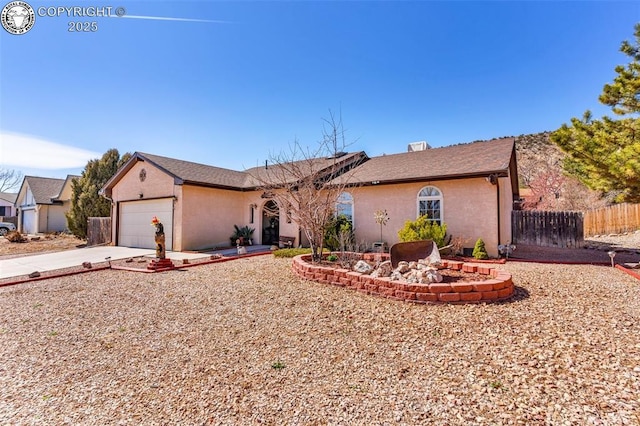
[[408, 141, 430, 152]]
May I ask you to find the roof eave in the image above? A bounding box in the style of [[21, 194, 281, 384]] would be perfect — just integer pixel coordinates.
[[345, 169, 511, 188], [101, 152, 185, 198], [181, 180, 246, 192]]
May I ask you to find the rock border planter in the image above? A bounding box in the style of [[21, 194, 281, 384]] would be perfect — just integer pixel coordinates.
[[292, 254, 514, 304]]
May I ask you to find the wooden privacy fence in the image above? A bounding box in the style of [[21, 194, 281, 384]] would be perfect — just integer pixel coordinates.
[[87, 217, 111, 246], [583, 203, 640, 236], [512, 211, 584, 248]]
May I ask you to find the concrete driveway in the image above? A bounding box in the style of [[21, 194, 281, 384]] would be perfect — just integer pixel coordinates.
[[0, 247, 210, 280]]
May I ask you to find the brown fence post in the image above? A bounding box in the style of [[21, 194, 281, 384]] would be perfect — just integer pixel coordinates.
[[87, 217, 112, 246], [512, 210, 584, 248]]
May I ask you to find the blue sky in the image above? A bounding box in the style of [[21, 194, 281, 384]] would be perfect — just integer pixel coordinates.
[[0, 1, 638, 190]]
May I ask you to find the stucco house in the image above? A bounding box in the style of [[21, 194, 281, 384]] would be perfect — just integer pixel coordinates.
[[0, 192, 18, 217], [102, 138, 519, 257], [15, 175, 78, 234]]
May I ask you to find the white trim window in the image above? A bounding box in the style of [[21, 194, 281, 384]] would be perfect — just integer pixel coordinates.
[[417, 186, 442, 223], [336, 192, 354, 225]]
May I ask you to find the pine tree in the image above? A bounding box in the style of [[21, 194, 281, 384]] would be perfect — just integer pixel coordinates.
[[551, 24, 640, 203], [472, 238, 489, 260], [599, 23, 640, 115], [66, 149, 130, 239]]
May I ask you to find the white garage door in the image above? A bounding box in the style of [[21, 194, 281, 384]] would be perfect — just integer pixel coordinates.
[[118, 199, 173, 250], [22, 209, 36, 234]]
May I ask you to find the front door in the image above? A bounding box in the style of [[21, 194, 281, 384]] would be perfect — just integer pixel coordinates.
[[262, 200, 279, 245]]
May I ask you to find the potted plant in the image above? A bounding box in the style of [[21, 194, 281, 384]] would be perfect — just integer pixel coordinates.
[[230, 225, 255, 246]]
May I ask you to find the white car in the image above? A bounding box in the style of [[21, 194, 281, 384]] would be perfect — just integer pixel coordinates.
[[0, 221, 17, 236]]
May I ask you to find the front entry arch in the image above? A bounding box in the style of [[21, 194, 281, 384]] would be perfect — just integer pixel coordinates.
[[262, 200, 279, 245]]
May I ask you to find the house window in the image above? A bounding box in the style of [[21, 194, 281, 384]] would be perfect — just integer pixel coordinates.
[[417, 186, 442, 224], [336, 192, 354, 225], [0, 206, 7, 216]]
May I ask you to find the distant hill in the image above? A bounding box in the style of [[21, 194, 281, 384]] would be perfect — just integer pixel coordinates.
[[513, 131, 563, 188], [490, 132, 607, 211]]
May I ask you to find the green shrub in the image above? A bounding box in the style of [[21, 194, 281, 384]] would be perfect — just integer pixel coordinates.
[[397, 215, 451, 248], [273, 248, 329, 258], [472, 238, 489, 260], [324, 214, 354, 251]]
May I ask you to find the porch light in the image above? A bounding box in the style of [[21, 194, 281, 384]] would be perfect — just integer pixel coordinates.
[[486, 174, 498, 185]]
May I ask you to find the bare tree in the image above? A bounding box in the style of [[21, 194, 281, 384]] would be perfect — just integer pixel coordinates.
[[247, 112, 365, 262], [0, 169, 23, 192]]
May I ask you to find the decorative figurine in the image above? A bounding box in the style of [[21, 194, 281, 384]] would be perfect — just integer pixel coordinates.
[[151, 216, 166, 259], [147, 216, 174, 271]]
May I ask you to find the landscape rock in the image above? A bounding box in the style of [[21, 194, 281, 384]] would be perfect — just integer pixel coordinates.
[[396, 261, 411, 273], [425, 268, 443, 283], [371, 260, 392, 277], [371, 259, 443, 283], [0, 256, 639, 424], [353, 260, 373, 274]]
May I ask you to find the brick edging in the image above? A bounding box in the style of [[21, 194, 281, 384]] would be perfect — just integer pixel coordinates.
[[615, 264, 640, 281], [291, 255, 514, 304]]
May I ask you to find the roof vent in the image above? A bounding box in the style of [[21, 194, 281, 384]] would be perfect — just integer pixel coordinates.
[[408, 141, 430, 152]]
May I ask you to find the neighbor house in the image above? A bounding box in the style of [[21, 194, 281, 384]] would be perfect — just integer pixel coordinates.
[[101, 138, 519, 257], [0, 192, 17, 217], [15, 175, 78, 234]]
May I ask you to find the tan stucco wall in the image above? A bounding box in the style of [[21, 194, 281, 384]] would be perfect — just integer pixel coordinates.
[[34, 205, 69, 233], [37, 206, 47, 233], [499, 176, 514, 246], [180, 189, 300, 250], [347, 177, 512, 257], [58, 180, 74, 201], [47, 203, 69, 232], [111, 161, 178, 202], [181, 186, 246, 250]]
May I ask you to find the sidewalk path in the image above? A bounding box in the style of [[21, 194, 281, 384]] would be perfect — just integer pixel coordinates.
[[0, 246, 210, 279]]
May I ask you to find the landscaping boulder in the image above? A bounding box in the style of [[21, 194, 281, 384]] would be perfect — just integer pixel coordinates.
[[353, 260, 373, 274], [371, 260, 392, 278]]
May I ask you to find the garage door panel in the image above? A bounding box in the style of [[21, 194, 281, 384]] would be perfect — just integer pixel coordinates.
[[119, 199, 173, 250]]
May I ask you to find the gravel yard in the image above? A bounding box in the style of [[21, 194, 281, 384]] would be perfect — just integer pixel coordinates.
[[1, 256, 639, 425]]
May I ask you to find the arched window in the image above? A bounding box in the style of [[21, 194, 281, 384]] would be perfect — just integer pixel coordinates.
[[417, 186, 442, 224], [336, 192, 354, 225]]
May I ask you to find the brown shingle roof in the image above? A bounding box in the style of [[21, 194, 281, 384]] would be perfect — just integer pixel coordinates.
[[24, 176, 65, 204], [104, 141, 514, 195], [242, 152, 367, 187], [110, 151, 368, 191], [0, 192, 17, 204], [334, 138, 516, 185], [137, 152, 248, 189]]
